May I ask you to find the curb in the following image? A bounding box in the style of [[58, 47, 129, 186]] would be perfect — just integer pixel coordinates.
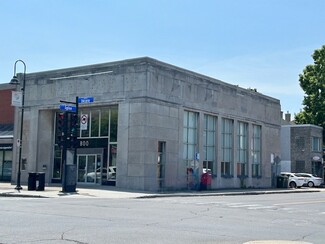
[[0, 193, 48, 198], [0, 188, 322, 199], [134, 189, 321, 199]]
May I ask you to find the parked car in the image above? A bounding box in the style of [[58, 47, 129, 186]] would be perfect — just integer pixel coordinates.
[[107, 166, 116, 180], [85, 166, 116, 181], [294, 173, 323, 187], [280, 172, 306, 188]]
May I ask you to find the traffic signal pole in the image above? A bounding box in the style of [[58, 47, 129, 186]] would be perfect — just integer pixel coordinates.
[[59, 96, 79, 193], [74, 96, 78, 178]]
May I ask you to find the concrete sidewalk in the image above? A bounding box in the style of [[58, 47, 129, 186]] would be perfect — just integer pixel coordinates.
[[0, 183, 153, 199], [0, 182, 322, 199]]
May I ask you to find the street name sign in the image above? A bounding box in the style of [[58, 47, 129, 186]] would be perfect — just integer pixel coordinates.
[[59, 104, 77, 112], [78, 97, 94, 104]]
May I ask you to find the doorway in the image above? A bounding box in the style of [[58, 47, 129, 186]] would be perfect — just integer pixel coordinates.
[[77, 154, 103, 183]]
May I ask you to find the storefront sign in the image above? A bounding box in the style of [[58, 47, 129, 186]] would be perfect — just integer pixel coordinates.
[[312, 156, 321, 161], [78, 138, 108, 148]]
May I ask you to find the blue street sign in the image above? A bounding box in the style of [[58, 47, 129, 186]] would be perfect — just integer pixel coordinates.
[[78, 97, 94, 103], [59, 104, 76, 112]]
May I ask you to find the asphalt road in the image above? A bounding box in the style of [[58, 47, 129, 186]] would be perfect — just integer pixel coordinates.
[[1, 191, 324, 244]]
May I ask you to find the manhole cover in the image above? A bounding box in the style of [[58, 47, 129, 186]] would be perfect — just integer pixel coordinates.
[[243, 241, 312, 244]]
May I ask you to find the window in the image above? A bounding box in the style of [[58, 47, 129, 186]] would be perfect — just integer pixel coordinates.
[[312, 137, 321, 152], [296, 160, 305, 172], [221, 118, 233, 177], [52, 146, 62, 180], [203, 115, 216, 174], [252, 125, 261, 177], [100, 110, 110, 137], [91, 110, 100, 137], [237, 122, 248, 177], [0, 150, 12, 181], [109, 108, 118, 142], [79, 107, 118, 139], [158, 141, 166, 189], [183, 111, 198, 168], [295, 136, 305, 149]]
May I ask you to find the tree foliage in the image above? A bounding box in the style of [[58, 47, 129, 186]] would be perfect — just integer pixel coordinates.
[[295, 45, 325, 133]]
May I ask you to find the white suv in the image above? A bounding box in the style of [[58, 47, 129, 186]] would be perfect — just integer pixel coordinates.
[[280, 172, 306, 188]]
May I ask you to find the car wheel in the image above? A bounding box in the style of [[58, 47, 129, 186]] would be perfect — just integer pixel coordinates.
[[307, 181, 314, 187], [289, 181, 297, 188]]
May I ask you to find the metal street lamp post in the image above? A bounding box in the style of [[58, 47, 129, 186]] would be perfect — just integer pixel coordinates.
[[10, 60, 26, 191]]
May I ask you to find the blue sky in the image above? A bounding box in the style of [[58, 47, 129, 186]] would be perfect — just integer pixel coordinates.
[[1, 0, 325, 116]]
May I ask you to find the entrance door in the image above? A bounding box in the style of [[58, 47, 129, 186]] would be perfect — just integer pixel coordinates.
[[77, 154, 97, 183]]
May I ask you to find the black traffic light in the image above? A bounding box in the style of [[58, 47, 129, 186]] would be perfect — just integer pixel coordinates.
[[68, 113, 79, 148], [56, 112, 67, 147]]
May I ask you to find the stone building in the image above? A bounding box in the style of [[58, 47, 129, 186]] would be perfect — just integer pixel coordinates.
[[10, 57, 281, 191]]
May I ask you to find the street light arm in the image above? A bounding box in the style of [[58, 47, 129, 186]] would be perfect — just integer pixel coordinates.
[[13, 59, 26, 77]]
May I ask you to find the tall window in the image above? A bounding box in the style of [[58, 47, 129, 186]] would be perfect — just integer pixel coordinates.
[[203, 115, 216, 174], [252, 125, 261, 177], [221, 118, 233, 177], [158, 141, 166, 189], [183, 111, 198, 169], [312, 137, 321, 152], [237, 122, 248, 177]]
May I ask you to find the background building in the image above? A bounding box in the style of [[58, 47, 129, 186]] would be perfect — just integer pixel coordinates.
[[280, 123, 323, 177], [10, 57, 281, 191], [0, 84, 15, 182]]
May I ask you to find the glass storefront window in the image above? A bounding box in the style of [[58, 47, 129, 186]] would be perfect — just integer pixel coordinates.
[[91, 110, 100, 137], [100, 110, 109, 137], [52, 146, 62, 179], [110, 108, 118, 142], [0, 150, 13, 181], [79, 107, 118, 139]]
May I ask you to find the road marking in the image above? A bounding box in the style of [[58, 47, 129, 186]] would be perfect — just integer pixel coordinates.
[[243, 241, 312, 244], [247, 205, 275, 210], [274, 200, 325, 206], [195, 201, 224, 205], [229, 204, 261, 208]]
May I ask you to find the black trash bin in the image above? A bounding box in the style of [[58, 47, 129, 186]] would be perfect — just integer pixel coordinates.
[[277, 175, 288, 188], [36, 172, 45, 191], [28, 172, 37, 191]]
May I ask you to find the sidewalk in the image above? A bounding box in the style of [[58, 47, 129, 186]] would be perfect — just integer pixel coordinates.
[[0, 182, 322, 199], [0, 182, 153, 199]]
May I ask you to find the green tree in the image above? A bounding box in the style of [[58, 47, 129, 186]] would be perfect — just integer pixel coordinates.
[[295, 45, 325, 136]]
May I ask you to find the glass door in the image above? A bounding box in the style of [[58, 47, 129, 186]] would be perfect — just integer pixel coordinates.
[[77, 154, 97, 183]]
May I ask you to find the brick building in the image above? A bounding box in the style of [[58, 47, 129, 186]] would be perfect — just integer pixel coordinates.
[[0, 84, 15, 181]]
